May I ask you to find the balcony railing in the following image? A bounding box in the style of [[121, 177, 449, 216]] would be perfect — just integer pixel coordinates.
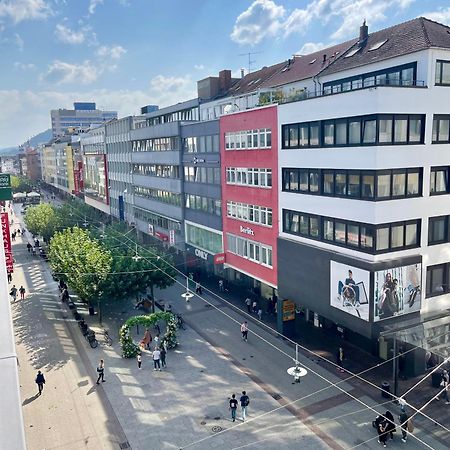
[[258, 79, 427, 107]]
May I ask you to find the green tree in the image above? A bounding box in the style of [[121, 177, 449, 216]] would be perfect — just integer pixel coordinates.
[[100, 225, 177, 308], [49, 227, 112, 322], [11, 176, 33, 193], [24, 203, 60, 241]]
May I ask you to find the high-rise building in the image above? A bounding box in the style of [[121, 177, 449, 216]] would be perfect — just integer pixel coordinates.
[[50, 102, 117, 138]]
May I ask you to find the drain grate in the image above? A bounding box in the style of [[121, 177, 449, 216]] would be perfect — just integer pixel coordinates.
[[119, 442, 131, 449], [270, 392, 282, 400], [212, 426, 223, 433]]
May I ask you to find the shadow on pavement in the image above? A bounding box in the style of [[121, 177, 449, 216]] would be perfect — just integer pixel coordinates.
[[22, 393, 40, 406]]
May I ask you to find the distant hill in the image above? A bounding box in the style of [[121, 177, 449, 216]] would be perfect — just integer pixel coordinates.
[[0, 128, 52, 156]]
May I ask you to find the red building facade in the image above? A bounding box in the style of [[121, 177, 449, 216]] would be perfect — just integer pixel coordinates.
[[220, 105, 278, 295]]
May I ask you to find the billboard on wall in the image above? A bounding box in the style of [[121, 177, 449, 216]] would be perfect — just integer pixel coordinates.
[[330, 261, 370, 321], [374, 263, 421, 321], [1, 212, 13, 273]]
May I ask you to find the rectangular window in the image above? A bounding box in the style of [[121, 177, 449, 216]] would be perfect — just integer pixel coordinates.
[[392, 172, 406, 197], [335, 121, 347, 145], [324, 219, 334, 241], [435, 60, 450, 86], [363, 119, 376, 143], [348, 120, 361, 144], [409, 117, 422, 143], [376, 227, 390, 251], [394, 117, 408, 143], [378, 117, 393, 143], [310, 123, 320, 146], [377, 173, 391, 198], [323, 171, 334, 195], [426, 264, 448, 298], [289, 125, 299, 147], [430, 167, 449, 195], [360, 226, 374, 249], [347, 173, 360, 197], [324, 122, 334, 145], [335, 222, 346, 243], [432, 115, 450, 143], [299, 125, 309, 146], [362, 173, 375, 198], [428, 216, 449, 245], [335, 172, 347, 196], [391, 225, 404, 248], [405, 223, 417, 247]]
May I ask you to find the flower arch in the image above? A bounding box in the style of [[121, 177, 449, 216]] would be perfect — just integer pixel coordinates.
[[119, 311, 177, 358]]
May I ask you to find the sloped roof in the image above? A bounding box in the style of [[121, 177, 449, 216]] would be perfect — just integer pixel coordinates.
[[224, 61, 287, 97], [261, 40, 356, 88], [321, 17, 450, 77]]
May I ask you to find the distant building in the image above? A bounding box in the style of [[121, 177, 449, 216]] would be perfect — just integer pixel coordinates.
[[50, 102, 117, 138]]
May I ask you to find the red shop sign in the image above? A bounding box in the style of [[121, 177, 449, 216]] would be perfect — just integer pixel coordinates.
[[214, 253, 226, 265], [155, 231, 169, 242], [1, 212, 13, 273]]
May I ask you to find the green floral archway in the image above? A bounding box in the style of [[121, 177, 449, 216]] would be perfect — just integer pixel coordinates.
[[119, 311, 177, 358]]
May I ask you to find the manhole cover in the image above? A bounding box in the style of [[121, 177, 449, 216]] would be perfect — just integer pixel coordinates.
[[270, 393, 282, 400], [119, 442, 130, 449], [212, 426, 223, 433], [200, 421, 206, 425]]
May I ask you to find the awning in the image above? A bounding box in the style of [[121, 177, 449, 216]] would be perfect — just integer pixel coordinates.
[[380, 311, 450, 359]]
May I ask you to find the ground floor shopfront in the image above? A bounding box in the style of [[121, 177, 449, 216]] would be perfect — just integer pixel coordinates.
[[277, 237, 426, 370]]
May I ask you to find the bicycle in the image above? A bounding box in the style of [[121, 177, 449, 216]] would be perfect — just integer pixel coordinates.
[[175, 314, 185, 330], [85, 329, 98, 348], [103, 329, 113, 346]]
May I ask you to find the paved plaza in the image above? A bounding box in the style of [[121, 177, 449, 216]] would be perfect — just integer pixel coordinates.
[[9, 206, 449, 450]]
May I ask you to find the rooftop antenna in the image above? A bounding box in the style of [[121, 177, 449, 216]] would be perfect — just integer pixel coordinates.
[[238, 51, 263, 74]]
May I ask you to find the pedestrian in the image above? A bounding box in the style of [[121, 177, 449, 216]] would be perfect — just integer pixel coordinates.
[[195, 282, 202, 295], [252, 300, 258, 314], [35, 370, 45, 395], [152, 347, 161, 371], [219, 279, 224, 292], [160, 346, 166, 368], [31, 247, 36, 256], [19, 285, 26, 300], [7, 272, 12, 283], [245, 297, 251, 313], [229, 394, 238, 422], [22, 228, 26, 235], [96, 359, 105, 384], [137, 353, 142, 369], [27, 242, 32, 253], [336, 347, 345, 372], [11, 232, 15, 242], [384, 410, 396, 440], [240, 321, 248, 342], [61, 288, 69, 302], [240, 391, 250, 421], [9, 285, 17, 302], [398, 410, 409, 443], [257, 307, 262, 321], [435, 370, 450, 403], [377, 418, 388, 448]]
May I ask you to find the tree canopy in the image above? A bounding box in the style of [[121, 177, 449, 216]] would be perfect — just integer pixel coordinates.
[[49, 227, 112, 303], [11, 176, 33, 193], [24, 203, 60, 241]]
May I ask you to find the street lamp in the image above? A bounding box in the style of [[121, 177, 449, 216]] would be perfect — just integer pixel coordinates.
[[287, 344, 308, 383], [181, 275, 194, 302]]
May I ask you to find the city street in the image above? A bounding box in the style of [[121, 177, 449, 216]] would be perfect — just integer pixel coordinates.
[[8, 205, 447, 450]]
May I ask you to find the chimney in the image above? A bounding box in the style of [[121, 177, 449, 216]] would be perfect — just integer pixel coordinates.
[[359, 19, 368, 42], [241, 68, 245, 78], [219, 69, 232, 93], [322, 54, 327, 63]]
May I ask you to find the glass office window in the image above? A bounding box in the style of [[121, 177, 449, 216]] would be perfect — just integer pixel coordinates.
[[394, 117, 408, 143], [289, 125, 298, 147], [377, 174, 391, 198], [323, 172, 334, 194], [391, 225, 404, 248], [336, 121, 347, 145], [362, 174, 375, 198], [348, 120, 361, 144], [324, 122, 334, 145], [335, 222, 346, 243], [310, 123, 320, 146], [378, 118, 393, 143], [324, 220, 334, 241], [348, 174, 360, 197], [376, 227, 390, 250], [360, 226, 374, 249], [335, 172, 347, 196], [409, 117, 422, 143], [347, 224, 359, 246], [405, 223, 417, 246], [407, 171, 419, 195], [299, 125, 309, 146], [363, 119, 376, 143], [392, 172, 406, 197]]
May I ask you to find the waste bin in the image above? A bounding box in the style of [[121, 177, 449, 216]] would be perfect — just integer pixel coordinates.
[[381, 381, 391, 399], [88, 306, 95, 316], [431, 371, 442, 388]]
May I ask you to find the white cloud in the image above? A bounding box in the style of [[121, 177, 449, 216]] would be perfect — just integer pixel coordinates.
[[41, 60, 100, 85], [0, 76, 197, 147], [231, 0, 286, 45], [14, 62, 35, 70], [88, 0, 103, 15], [0, 0, 51, 24], [96, 45, 126, 60], [55, 24, 86, 45], [13, 32, 24, 50], [232, 0, 416, 45], [194, 64, 205, 70], [421, 7, 450, 25], [297, 41, 327, 55]]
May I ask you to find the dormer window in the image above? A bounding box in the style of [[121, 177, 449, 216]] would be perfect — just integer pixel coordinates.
[[368, 39, 388, 51], [344, 47, 362, 58]]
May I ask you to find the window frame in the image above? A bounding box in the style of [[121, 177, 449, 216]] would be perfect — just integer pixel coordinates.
[[435, 60, 450, 86]]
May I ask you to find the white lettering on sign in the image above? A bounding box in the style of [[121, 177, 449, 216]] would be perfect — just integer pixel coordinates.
[[194, 248, 208, 260], [240, 225, 254, 236]]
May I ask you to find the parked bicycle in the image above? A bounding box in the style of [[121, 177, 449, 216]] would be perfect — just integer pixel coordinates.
[[85, 329, 98, 348], [103, 329, 113, 346]]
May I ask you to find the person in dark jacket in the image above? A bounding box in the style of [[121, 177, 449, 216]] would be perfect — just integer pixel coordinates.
[[384, 410, 396, 440], [377, 418, 388, 447], [35, 370, 45, 395], [398, 410, 409, 442]]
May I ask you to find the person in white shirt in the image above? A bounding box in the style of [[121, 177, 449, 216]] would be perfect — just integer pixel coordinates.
[[240, 321, 249, 342], [152, 347, 161, 371]]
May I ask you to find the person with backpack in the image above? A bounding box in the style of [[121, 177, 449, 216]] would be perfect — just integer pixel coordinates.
[[399, 410, 409, 443], [19, 286, 26, 300], [240, 391, 250, 421], [35, 370, 45, 395], [96, 360, 105, 384], [9, 285, 17, 302], [229, 394, 238, 422], [240, 321, 249, 342]]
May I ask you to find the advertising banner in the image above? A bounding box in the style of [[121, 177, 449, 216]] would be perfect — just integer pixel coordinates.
[[214, 253, 226, 265], [374, 263, 421, 321], [169, 229, 175, 246], [282, 299, 295, 321], [330, 261, 370, 321], [1, 212, 13, 273]]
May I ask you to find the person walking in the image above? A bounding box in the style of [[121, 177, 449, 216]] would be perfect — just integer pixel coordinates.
[[96, 359, 105, 384], [435, 370, 450, 403], [377, 418, 388, 448], [160, 346, 167, 368], [245, 297, 251, 313], [137, 353, 142, 370], [336, 347, 345, 372], [384, 410, 396, 440], [398, 410, 409, 443], [19, 286, 26, 300], [27, 242, 32, 253], [240, 391, 250, 421], [9, 285, 17, 303], [152, 347, 161, 371], [11, 232, 15, 242], [252, 300, 258, 314], [35, 370, 45, 395], [195, 282, 202, 295], [218, 279, 224, 292], [7, 272, 12, 283], [240, 321, 249, 342], [257, 307, 263, 321], [229, 394, 238, 422]]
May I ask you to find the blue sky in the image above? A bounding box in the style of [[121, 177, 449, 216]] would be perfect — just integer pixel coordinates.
[[0, 0, 449, 147]]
